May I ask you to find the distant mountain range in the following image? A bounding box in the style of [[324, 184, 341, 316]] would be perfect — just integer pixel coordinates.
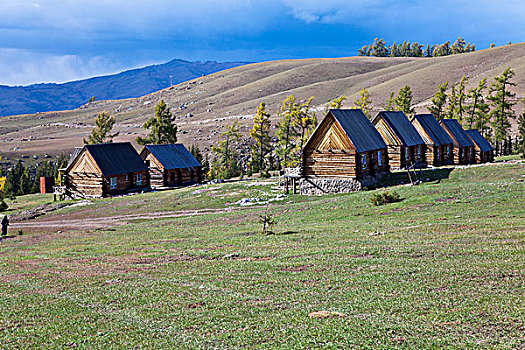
[[0, 59, 248, 116]]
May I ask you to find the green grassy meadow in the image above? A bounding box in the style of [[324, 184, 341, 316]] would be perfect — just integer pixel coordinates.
[[0, 163, 524, 349]]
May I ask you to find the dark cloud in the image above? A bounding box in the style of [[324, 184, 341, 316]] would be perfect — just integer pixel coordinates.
[[0, 0, 523, 85]]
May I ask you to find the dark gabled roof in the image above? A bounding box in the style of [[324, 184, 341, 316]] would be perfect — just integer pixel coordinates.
[[465, 129, 494, 152], [143, 144, 201, 170], [373, 111, 425, 146], [440, 119, 474, 147], [79, 142, 147, 176], [413, 114, 453, 146], [329, 109, 387, 153]]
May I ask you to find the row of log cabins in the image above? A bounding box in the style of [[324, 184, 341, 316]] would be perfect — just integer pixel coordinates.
[[62, 143, 202, 198], [301, 109, 494, 194]]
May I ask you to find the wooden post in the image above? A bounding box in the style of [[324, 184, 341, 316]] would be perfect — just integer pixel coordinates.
[[293, 178, 297, 194], [285, 177, 289, 194]]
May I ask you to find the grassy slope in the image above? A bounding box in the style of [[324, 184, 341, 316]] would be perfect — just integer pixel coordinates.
[[0, 162, 524, 349], [0, 44, 524, 160]]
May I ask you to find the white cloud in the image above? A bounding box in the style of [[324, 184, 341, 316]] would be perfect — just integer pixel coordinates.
[[0, 49, 127, 86]]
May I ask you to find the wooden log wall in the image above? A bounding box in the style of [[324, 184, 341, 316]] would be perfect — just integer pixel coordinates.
[[303, 150, 357, 177], [387, 145, 403, 169], [425, 146, 437, 166], [149, 167, 166, 188], [65, 173, 105, 197]]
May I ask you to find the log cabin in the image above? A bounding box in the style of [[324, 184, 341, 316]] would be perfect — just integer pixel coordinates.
[[465, 129, 494, 163], [63, 142, 149, 198], [140, 144, 202, 188], [300, 109, 389, 195], [439, 119, 475, 164], [411, 114, 454, 166], [372, 111, 426, 170]]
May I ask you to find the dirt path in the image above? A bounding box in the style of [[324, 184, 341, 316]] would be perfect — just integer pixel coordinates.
[[10, 207, 248, 230]]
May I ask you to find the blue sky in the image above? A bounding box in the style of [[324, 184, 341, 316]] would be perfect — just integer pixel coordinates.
[[1, 0, 523, 86]]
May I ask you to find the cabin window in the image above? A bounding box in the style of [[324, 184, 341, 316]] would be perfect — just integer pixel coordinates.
[[437, 147, 441, 159], [417, 146, 421, 159], [447, 146, 451, 157], [110, 177, 117, 189], [361, 154, 367, 169], [125, 174, 129, 181], [136, 174, 143, 186], [405, 148, 410, 161], [378, 150, 383, 166]]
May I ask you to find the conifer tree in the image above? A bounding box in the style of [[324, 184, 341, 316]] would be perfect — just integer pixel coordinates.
[[383, 92, 395, 111], [390, 43, 399, 57], [327, 95, 346, 110], [293, 97, 317, 158], [465, 78, 490, 132], [446, 85, 457, 119], [212, 121, 242, 178], [353, 88, 373, 118], [487, 68, 516, 152], [517, 96, 525, 156], [276, 95, 300, 168], [137, 100, 177, 145], [427, 82, 448, 120], [84, 111, 119, 144], [425, 44, 431, 57], [394, 85, 415, 117], [249, 102, 272, 175], [371, 38, 388, 57], [454, 76, 469, 123]]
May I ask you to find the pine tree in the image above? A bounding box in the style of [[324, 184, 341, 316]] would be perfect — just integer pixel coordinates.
[[446, 85, 457, 119], [517, 111, 525, 156], [276, 95, 300, 168], [400, 41, 410, 56], [390, 43, 399, 57], [293, 97, 317, 159], [83, 111, 119, 144], [212, 121, 242, 179], [383, 92, 395, 111], [353, 88, 373, 118], [249, 102, 272, 175], [425, 44, 431, 57], [465, 78, 490, 132], [451, 37, 466, 54], [394, 85, 415, 117], [454, 76, 469, 123], [433, 41, 451, 57], [410, 42, 423, 57], [137, 100, 177, 145], [371, 38, 388, 57], [487, 68, 516, 153], [327, 95, 346, 110], [428, 82, 448, 120]]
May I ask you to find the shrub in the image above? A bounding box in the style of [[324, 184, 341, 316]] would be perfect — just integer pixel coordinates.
[[371, 191, 401, 206], [259, 204, 276, 235], [0, 199, 8, 212]]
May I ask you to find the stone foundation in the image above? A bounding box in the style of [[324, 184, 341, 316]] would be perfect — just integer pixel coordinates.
[[299, 177, 362, 195], [300, 174, 386, 196]]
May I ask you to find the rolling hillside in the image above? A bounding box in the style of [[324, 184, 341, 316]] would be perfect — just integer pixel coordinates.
[[0, 43, 524, 161], [0, 59, 248, 117]]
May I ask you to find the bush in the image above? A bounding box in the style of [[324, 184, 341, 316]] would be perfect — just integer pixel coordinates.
[[0, 199, 8, 212], [371, 191, 401, 206], [260, 171, 271, 179]]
